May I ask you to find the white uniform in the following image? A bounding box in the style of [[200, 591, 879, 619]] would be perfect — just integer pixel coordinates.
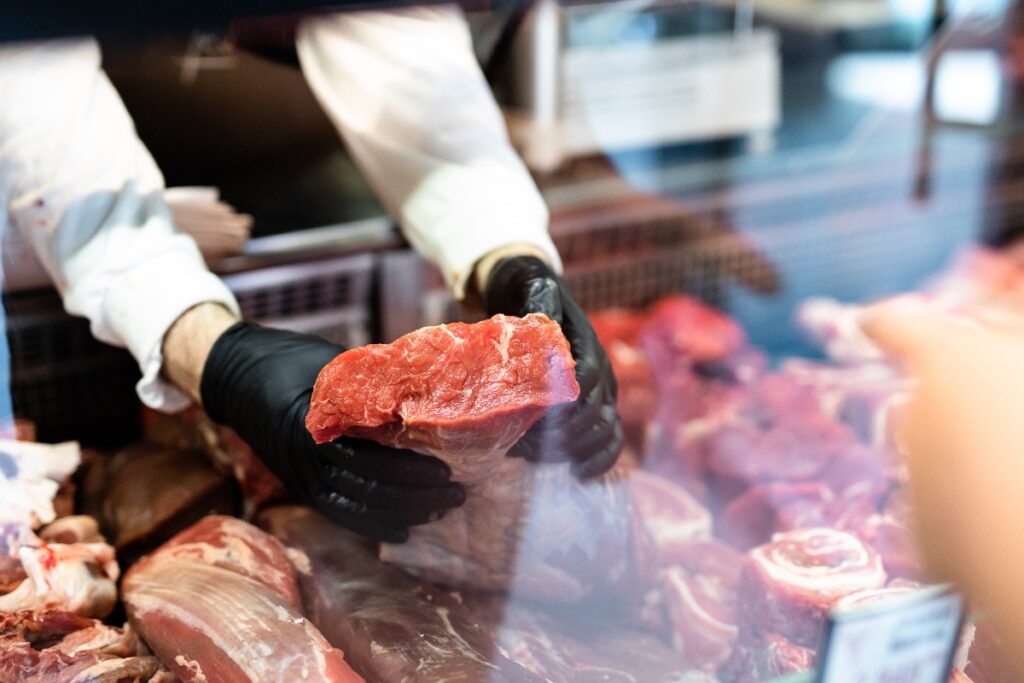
[[0, 5, 559, 413]]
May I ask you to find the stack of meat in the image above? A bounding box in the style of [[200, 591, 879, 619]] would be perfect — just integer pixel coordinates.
[[0, 437, 180, 682]]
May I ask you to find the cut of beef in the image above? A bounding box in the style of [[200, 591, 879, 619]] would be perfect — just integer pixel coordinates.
[[738, 528, 886, 647], [260, 505, 542, 682], [81, 445, 238, 564], [143, 406, 286, 512], [590, 309, 655, 450], [703, 376, 857, 508], [123, 515, 362, 683], [307, 313, 579, 451], [0, 610, 169, 683], [638, 296, 749, 374]]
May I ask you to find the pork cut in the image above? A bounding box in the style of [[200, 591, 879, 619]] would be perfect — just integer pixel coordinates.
[[260, 505, 543, 682], [0, 610, 169, 683], [123, 515, 362, 683], [738, 528, 886, 647]]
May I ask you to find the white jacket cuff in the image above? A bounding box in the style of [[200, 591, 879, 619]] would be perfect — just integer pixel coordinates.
[[401, 161, 563, 299], [100, 253, 240, 412]]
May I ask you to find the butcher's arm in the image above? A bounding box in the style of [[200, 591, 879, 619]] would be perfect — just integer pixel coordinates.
[[863, 304, 1024, 657], [295, 6, 559, 300], [0, 38, 240, 412]]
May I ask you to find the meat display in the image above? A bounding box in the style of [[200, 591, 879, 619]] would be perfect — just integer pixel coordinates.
[[0, 610, 169, 683], [0, 280, 989, 682], [260, 505, 542, 682], [123, 515, 363, 683], [738, 528, 886, 647]]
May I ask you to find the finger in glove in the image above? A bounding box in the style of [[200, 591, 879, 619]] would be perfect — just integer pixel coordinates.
[[319, 460, 466, 511], [319, 438, 453, 486]]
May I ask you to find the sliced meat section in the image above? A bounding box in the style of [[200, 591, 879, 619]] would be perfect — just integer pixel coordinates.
[[260, 505, 541, 682], [720, 633, 816, 683], [0, 530, 119, 619], [738, 528, 886, 647], [0, 610, 169, 683], [124, 515, 362, 683], [659, 567, 738, 670]]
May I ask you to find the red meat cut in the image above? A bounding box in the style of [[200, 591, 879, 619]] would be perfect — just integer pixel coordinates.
[[123, 515, 362, 683], [307, 313, 579, 451], [259, 506, 542, 682], [0, 610, 170, 683], [738, 528, 886, 647]]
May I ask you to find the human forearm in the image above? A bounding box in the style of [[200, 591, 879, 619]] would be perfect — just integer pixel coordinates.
[[162, 303, 239, 405]]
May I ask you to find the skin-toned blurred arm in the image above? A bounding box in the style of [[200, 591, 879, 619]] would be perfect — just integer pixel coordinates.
[[863, 302, 1024, 666], [162, 303, 239, 405]]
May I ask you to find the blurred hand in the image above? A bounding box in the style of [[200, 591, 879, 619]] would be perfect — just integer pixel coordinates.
[[863, 300, 1024, 658], [200, 322, 465, 542], [484, 255, 624, 478]]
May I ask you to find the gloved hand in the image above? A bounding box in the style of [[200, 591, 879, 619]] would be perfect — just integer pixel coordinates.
[[485, 255, 624, 478], [201, 322, 465, 542]]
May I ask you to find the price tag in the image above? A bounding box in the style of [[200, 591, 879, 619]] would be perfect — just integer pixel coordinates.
[[815, 585, 964, 683]]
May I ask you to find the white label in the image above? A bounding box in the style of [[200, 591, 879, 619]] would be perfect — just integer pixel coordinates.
[[817, 586, 964, 683]]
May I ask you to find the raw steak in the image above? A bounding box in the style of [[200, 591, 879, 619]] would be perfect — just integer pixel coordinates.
[[123, 515, 362, 683], [81, 444, 238, 564], [589, 309, 655, 449], [0, 609, 169, 683], [629, 470, 712, 574], [638, 295, 749, 374], [260, 505, 542, 682], [738, 528, 886, 647], [307, 314, 603, 598], [703, 376, 858, 506]]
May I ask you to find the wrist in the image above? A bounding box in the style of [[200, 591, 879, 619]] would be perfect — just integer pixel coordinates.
[[471, 243, 554, 302], [162, 302, 239, 405]]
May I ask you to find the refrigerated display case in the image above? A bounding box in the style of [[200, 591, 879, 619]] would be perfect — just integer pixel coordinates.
[[1, 1, 1022, 681]]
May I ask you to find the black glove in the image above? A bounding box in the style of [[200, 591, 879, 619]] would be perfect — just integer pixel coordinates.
[[201, 322, 465, 543], [485, 256, 624, 478]]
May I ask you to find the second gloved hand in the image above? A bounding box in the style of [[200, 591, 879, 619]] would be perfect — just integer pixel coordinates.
[[200, 323, 465, 543], [485, 255, 624, 478]]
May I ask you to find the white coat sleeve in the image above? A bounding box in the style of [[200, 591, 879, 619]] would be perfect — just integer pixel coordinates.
[[296, 6, 561, 299], [0, 39, 240, 412]]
